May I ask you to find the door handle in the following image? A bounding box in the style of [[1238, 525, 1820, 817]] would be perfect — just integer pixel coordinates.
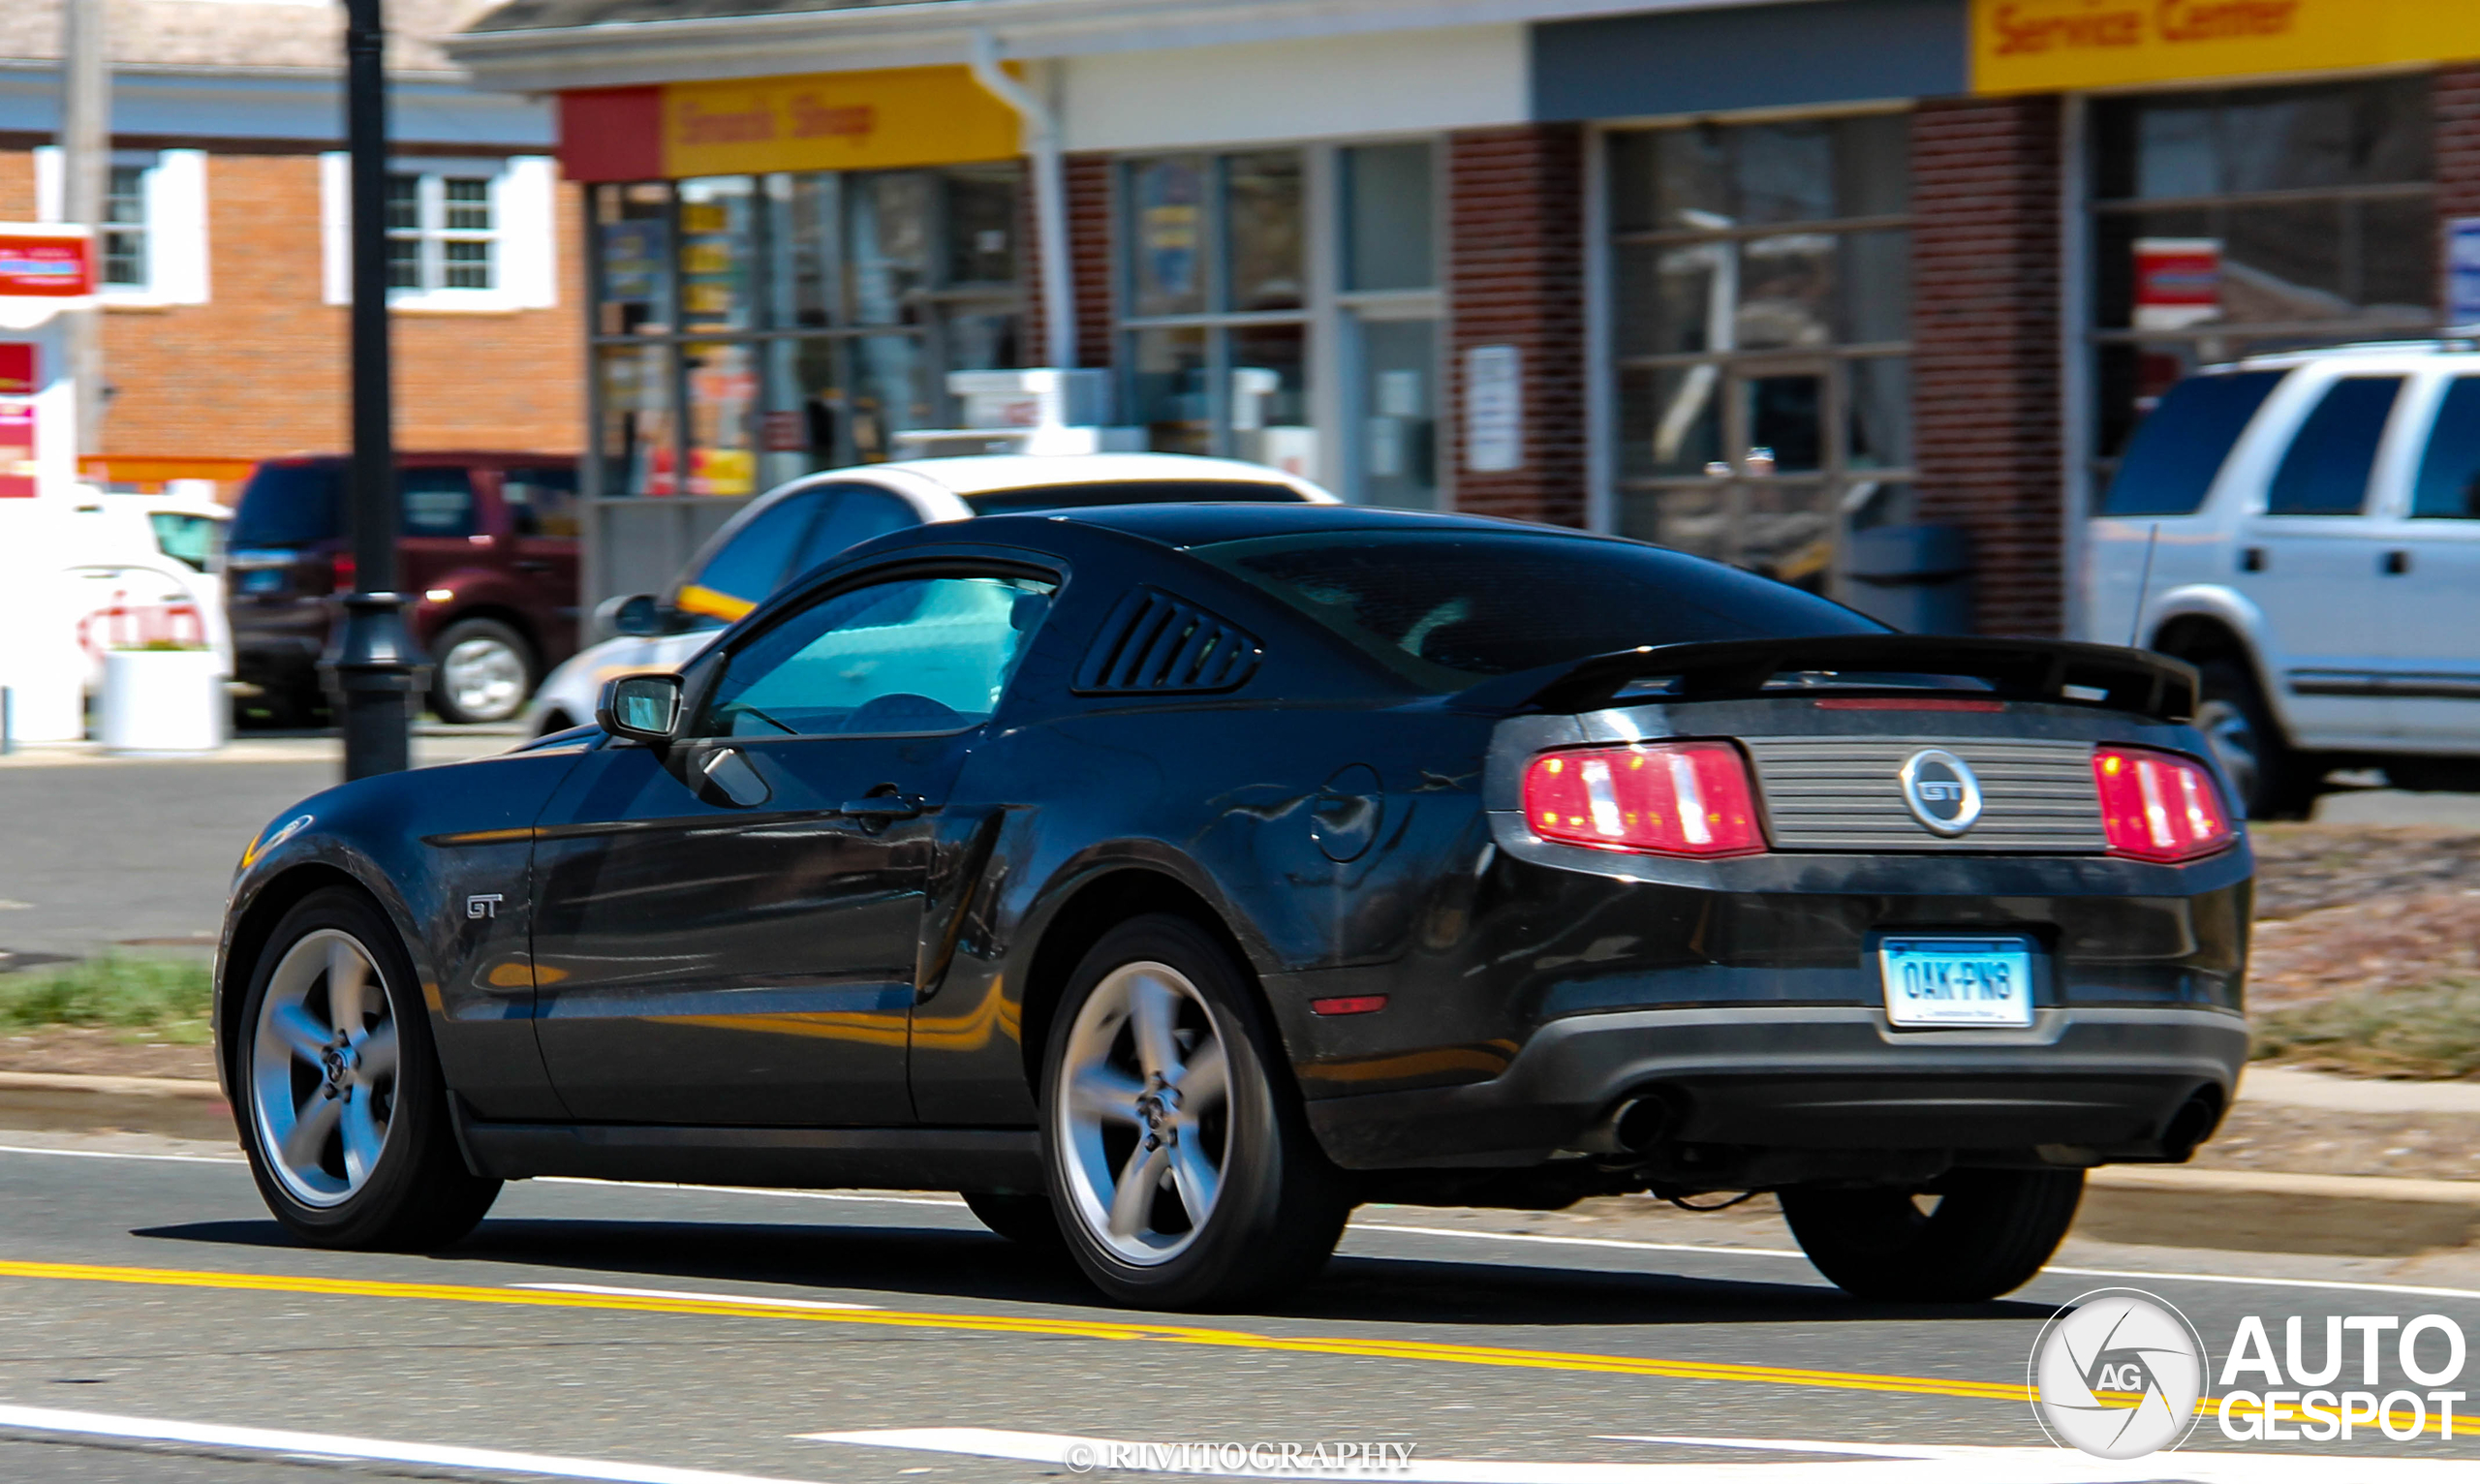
[[2383, 550, 2411, 575], [2239, 546, 2267, 573], [514, 559, 553, 573], [839, 794, 924, 821]]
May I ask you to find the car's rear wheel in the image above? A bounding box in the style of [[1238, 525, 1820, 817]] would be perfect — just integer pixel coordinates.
[[2195, 659, 2316, 819], [1781, 1168, 2083, 1302], [431, 618, 536, 726], [234, 888, 500, 1250], [962, 1190, 1067, 1252], [1038, 914, 1348, 1310]]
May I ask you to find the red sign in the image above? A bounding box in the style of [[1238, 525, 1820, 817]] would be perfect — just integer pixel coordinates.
[[0, 232, 96, 297], [0, 402, 35, 498], [2133, 236, 2220, 330], [0, 343, 34, 396]]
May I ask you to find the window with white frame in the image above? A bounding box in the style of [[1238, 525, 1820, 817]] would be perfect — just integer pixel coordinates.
[[33, 147, 211, 305], [322, 154, 559, 312]]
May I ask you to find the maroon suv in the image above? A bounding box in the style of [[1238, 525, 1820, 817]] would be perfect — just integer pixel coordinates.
[[225, 452, 580, 725]]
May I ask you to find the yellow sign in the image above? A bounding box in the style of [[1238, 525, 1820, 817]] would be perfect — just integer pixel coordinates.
[[661, 65, 1020, 177], [1973, 0, 2480, 94]]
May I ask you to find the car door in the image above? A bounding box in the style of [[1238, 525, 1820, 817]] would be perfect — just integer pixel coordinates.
[[529, 564, 1058, 1127], [2236, 373, 2403, 747], [2375, 370, 2480, 743], [397, 465, 481, 614]]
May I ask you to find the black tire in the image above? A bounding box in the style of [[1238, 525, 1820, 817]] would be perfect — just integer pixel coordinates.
[[230, 887, 501, 1250], [1037, 914, 1349, 1310], [2194, 659, 2317, 820], [429, 617, 537, 726], [963, 1190, 1068, 1252], [1781, 1168, 2085, 1302]]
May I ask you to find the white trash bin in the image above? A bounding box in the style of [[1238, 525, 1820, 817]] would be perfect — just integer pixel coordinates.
[[100, 647, 226, 755]]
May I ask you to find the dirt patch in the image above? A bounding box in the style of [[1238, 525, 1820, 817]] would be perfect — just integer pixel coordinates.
[[2248, 824, 2480, 920], [2248, 891, 2480, 1010], [0, 1027, 215, 1081]]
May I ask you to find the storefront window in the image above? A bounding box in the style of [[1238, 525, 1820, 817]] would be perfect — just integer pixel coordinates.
[[588, 162, 1026, 505], [2089, 76, 2434, 464], [1605, 111, 1914, 590]]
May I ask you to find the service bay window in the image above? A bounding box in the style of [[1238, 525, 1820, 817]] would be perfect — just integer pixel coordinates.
[[1603, 111, 1914, 592]]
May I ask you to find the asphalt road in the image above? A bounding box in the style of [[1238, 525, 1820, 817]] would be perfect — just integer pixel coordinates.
[[0, 1129, 2474, 1484]]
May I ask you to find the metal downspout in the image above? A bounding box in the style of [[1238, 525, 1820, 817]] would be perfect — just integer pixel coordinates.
[[969, 30, 1074, 372]]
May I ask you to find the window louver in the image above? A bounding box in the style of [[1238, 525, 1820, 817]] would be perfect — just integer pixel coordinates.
[[1074, 588, 1262, 694]]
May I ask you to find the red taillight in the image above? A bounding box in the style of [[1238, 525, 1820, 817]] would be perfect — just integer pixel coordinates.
[[2092, 746, 2237, 862], [1522, 741, 1765, 857], [331, 552, 356, 593]]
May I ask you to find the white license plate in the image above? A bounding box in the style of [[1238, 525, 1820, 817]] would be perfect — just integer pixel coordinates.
[[1877, 936, 2035, 1028]]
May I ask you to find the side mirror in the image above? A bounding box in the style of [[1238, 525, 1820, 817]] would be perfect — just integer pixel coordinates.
[[594, 592, 663, 640], [596, 673, 682, 745]]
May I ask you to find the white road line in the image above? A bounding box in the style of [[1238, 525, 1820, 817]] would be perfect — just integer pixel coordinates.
[[0, 1143, 242, 1165], [0, 1404, 820, 1484], [512, 1282, 880, 1312], [801, 1426, 2478, 1481]]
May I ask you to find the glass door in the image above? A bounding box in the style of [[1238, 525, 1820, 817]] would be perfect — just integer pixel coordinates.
[[1348, 314, 1439, 510]]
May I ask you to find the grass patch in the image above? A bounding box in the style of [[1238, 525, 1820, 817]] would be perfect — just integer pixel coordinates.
[[0, 956, 215, 1044], [2253, 978, 2480, 1080]]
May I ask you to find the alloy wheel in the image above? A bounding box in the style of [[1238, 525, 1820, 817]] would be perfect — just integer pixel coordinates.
[[441, 636, 528, 722], [249, 929, 398, 1208], [2193, 696, 2260, 810], [1054, 961, 1231, 1265]]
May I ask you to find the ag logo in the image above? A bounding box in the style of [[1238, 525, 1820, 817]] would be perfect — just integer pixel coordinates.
[[2030, 1287, 2206, 1459], [1899, 748, 1983, 837]]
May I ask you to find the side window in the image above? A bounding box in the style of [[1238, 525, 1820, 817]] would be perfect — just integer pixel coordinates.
[[504, 466, 580, 538], [2097, 370, 2286, 516], [399, 468, 477, 537], [2266, 377, 2403, 516], [792, 487, 919, 575], [677, 490, 828, 623], [2413, 377, 2480, 519], [697, 573, 1056, 738]]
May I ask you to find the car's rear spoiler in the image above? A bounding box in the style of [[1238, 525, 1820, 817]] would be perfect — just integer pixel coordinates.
[[1453, 634, 2199, 722]]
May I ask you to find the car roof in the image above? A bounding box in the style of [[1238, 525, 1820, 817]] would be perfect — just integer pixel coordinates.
[[857, 452, 1331, 499], [961, 502, 1583, 549], [2222, 339, 2480, 372]]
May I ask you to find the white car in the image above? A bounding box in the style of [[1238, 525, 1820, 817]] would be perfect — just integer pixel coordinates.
[[2082, 341, 2480, 817], [526, 453, 1339, 737]]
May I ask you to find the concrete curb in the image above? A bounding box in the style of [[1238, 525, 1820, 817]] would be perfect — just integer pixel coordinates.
[[0, 1072, 2469, 1255], [0, 1071, 233, 1142]]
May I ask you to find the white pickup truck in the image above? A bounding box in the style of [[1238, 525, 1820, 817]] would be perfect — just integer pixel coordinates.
[[2083, 342, 2480, 818]]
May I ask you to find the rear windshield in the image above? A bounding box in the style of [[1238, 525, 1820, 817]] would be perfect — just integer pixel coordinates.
[[231, 463, 342, 547], [1191, 531, 1883, 692], [2097, 370, 2287, 516], [965, 480, 1308, 515]]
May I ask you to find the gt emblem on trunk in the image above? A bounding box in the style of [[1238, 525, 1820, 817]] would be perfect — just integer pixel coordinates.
[[1899, 749, 1983, 837]]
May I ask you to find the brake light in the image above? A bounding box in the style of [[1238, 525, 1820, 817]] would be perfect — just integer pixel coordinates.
[[331, 553, 356, 593], [1522, 742, 1765, 856], [2092, 746, 2236, 862]]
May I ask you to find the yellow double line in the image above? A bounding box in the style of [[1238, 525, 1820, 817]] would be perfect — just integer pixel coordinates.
[[0, 1257, 2030, 1406]]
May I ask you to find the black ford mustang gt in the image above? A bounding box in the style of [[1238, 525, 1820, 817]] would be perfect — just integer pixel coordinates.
[[216, 504, 2249, 1309]]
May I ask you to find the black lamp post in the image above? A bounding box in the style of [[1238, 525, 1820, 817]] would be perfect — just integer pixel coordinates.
[[322, 0, 426, 779]]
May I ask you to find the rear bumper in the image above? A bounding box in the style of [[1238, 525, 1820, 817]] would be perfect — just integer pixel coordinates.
[[1303, 1004, 2248, 1171]]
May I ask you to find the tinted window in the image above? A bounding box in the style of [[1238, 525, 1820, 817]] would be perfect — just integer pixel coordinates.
[[2414, 376, 2480, 519], [1192, 532, 1882, 693], [505, 466, 580, 538], [2098, 370, 2286, 516], [964, 480, 1309, 515], [231, 463, 343, 547], [401, 469, 477, 537], [792, 487, 917, 574], [681, 491, 827, 621], [2267, 377, 2402, 515], [698, 574, 1055, 737], [150, 513, 221, 572]]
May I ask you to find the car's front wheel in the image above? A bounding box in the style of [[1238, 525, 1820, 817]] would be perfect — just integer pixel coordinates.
[[1038, 914, 1348, 1309], [1781, 1168, 2083, 1302], [2195, 659, 2315, 819], [234, 887, 501, 1250]]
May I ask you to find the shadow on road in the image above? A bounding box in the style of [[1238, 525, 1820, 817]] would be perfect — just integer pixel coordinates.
[[130, 1216, 2054, 1327]]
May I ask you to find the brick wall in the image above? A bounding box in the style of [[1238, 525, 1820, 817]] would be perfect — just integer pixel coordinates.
[[1021, 152, 1114, 370], [1910, 97, 2065, 636], [1446, 125, 1588, 527], [0, 146, 584, 474]]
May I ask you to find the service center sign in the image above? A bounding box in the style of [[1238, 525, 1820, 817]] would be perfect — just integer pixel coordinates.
[[0, 231, 94, 297], [1974, 0, 2480, 93]]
